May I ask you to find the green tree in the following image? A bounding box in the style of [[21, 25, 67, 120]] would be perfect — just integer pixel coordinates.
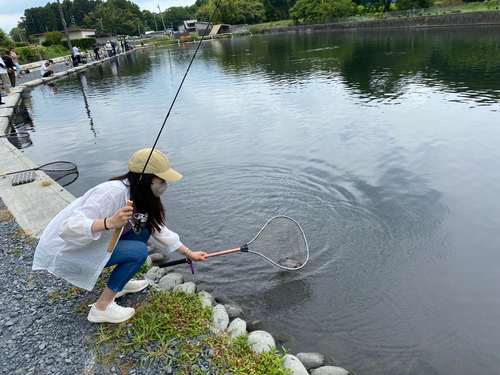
[[83, 1, 142, 35], [18, 0, 103, 36], [261, 0, 297, 21], [290, 0, 357, 22], [9, 27, 26, 43], [42, 31, 64, 47], [395, 0, 434, 10], [0, 29, 11, 48], [163, 7, 193, 30], [196, 0, 266, 25]]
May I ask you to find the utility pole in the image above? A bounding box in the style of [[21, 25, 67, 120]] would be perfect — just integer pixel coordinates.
[[157, 5, 167, 32], [138, 23, 141, 37], [153, 12, 158, 31], [56, 0, 73, 52]]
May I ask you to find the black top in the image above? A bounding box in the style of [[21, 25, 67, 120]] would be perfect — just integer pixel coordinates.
[[2, 56, 14, 70]]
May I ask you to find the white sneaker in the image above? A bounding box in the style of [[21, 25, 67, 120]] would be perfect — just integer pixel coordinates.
[[87, 301, 135, 323], [115, 279, 149, 298]]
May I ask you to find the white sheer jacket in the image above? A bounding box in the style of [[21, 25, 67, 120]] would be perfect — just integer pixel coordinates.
[[32, 179, 183, 291]]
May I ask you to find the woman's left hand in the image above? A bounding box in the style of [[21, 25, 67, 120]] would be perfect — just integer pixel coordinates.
[[187, 250, 207, 262]]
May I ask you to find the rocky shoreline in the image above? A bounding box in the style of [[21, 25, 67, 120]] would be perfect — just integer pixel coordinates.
[[0, 197, 354, 374]]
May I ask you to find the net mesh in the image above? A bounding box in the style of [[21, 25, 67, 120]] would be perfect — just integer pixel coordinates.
[[40, 162, 79, 187], [248, 216, 309, 270]]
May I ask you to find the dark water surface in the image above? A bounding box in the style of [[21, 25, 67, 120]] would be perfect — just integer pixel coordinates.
[[22, 26, 500, 375]]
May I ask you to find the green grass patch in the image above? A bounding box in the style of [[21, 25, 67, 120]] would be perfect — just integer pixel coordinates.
[[90, 290, 291, 375], [12, 248, 22, 256]]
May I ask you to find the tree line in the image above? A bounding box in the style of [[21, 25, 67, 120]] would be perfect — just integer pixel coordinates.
[[7, 0, 476, 41]]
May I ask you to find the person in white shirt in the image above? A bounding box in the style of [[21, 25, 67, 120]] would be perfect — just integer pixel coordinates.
[[32, 149, 207, 323], [73, 45, 81, 63], [40, 62, 53, 77], [105, 41, 113, 58], [0, 57, 12, 95]]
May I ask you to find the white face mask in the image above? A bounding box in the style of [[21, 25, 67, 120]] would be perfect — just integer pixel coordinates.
[[151, 181, 168, 197]]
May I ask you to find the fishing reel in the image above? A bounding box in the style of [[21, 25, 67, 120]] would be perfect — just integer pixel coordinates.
[[129, 213, 148, 235]]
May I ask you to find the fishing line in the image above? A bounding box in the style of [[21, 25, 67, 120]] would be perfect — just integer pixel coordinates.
[[131, 0, 222, 199], [107, 0, 223, 253]]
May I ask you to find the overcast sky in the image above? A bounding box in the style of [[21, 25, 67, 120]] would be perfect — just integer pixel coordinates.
[[0, 0, 193, 34]]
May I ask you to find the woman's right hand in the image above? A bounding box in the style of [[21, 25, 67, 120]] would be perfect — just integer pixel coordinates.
[[107, 206, 133, 229]]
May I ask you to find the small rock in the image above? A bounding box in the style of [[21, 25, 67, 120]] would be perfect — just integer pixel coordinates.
[[149, 253, 168, 265], [224, 304, 243, 319], [214, 295, 235, 305], [144, 266, 167, 283], [271, 331, 291, 345], [173, 281, 196, 294], [157, 273, 184, 291], [296, 352, 332, 369], [227, 318, 246, 340], [212, 305, 229, 331], [247, 319, 269, 332], [198, 291, 214, 308], [310, 366, 350, 375], [283, 354, 309, 375], [247, 330, 275, 354]]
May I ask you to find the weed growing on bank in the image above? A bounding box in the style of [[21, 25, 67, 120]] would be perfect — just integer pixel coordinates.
[[90, 289, 291, 375], [0, 208, 15, 221]]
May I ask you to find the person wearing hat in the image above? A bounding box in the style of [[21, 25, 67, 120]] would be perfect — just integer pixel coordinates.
[[10, 47, 23, 78], [32, 149, 207, 323]]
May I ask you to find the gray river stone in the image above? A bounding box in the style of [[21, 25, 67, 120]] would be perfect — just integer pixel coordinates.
[[157, 273, 184, 291], [310, 366, 350, 375], [296, 352, 329, 370], [227, 318, 246, 340], [198, 290, 215, 308], [224, 304, 244, 319], [212, 304, 229, 331], [147, 243, 162, 254], [283, 354, 309, 375], [147, 253, 168, 266], [173, 281, 196, 294], [247, 319, 269, 332], [247, 330, 275, 354], [144, 266, 167, 283]]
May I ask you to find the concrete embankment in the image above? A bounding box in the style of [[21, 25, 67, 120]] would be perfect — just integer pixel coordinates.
[[264, 9, 500, 33], [0, 46, 153, 237]]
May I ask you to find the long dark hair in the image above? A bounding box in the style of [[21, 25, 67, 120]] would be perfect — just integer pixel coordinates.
[[109, 172, 166, 233]]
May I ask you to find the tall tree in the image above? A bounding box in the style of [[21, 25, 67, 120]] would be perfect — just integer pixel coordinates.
[[83, 1, 143, 35], [290, 0, 357, 21], [261, 0, 297, 21], [196, 0, 266, 25], [9, 27, 27, 43]]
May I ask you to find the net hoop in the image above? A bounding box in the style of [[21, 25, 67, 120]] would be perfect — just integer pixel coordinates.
[[248, 216, 309, 271]]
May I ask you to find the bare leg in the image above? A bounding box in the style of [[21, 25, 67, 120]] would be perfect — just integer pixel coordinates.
[[94, 286, 117, 311]]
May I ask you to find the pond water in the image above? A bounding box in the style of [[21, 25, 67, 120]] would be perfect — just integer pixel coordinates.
[[21, 26, 500, 375]]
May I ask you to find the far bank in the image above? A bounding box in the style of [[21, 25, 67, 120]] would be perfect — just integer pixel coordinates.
[[260, 9, 500, 33]]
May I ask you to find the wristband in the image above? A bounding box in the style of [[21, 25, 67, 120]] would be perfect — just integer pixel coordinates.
[[104, 218, 109, 230], [183, 248, 190, 256]]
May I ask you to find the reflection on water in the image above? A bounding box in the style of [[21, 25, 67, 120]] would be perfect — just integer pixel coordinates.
[[22, 26, 500, 375]]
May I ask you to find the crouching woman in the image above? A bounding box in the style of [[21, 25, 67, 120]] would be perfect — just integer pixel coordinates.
[[32, 149, 207, 323]]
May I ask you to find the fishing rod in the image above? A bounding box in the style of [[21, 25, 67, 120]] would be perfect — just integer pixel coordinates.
[[107, 0, 223, 253]]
